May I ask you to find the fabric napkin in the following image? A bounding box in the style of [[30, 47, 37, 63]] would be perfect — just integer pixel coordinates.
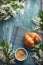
[[10, 26, 30, 49]]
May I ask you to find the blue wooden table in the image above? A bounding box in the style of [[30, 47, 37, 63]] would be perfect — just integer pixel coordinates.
[[0, 0, 41, 65], [0, 0, 41, 42]]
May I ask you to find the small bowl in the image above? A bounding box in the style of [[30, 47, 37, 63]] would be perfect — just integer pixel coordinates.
[[15, 48, 28, 61]]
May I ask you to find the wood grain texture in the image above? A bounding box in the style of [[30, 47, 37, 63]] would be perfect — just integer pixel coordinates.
[[0, 0, 41, 43]]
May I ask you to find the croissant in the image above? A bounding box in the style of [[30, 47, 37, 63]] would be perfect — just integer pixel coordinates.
[[28, 32, 41, 43], [24, 32, 42, 49], [24, 34, 35, 48]]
